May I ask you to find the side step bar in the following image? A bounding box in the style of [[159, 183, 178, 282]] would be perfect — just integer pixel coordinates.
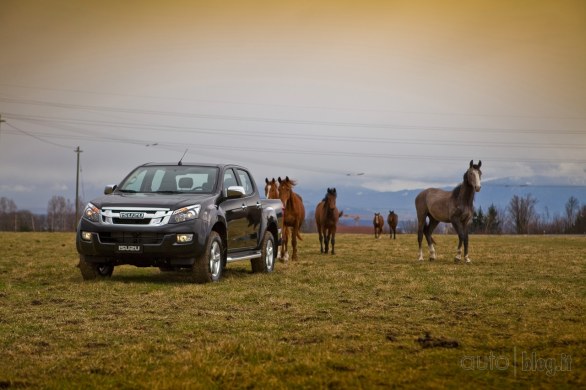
[[227, 251, 262, 263]]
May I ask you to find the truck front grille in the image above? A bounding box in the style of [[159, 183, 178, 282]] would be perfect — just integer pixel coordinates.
[[98, 232, 165, 245], [100, 207, 172, 226]]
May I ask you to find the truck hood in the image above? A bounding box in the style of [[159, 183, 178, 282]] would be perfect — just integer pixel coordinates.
[[89, 192, 214, 210]]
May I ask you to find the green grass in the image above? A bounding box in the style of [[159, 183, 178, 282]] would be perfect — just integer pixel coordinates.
[[0, 232, 584, 389]]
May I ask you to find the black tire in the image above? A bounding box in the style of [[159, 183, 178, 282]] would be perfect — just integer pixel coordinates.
[[158, 266, 177, 272], [192, 231, 223, 283], [251, 232, 275, 273], [78, 255, 114, 280]]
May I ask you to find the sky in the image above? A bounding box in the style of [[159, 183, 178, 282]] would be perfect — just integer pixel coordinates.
[[1, 0, 585, 213]]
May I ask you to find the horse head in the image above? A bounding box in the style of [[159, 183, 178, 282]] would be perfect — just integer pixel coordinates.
[[278, 176, 297, 207], [466, 160, 482, 192], [265, 177, 278, 199], [324, 187, 337, 210]]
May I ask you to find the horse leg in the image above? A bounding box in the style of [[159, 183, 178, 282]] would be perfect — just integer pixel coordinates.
[[291, 226, 298, 261], [318, 225, 325, 253], [392, 227, 396, 240], [281, 226, 289, 262], [426, 218, 439, 261], [417, 219, 425, 261], [462, 226, 471, 264], [331, 227, 336, 255], [324, 228, 330, 254], [452, 221, 464, 263]]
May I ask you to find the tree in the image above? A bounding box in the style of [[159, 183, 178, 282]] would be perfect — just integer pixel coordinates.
[[508, 194, 537, 234], [0, 197, 18, 231], [565, 196, 580, 232], [47, 196, 75, 232], [471, 206, 486, 233], [485, 204, 501, 234], [569, 205, 586, 234]]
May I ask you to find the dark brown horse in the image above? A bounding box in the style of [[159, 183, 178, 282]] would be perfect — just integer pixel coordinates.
[[415, 160, 482, 263], [387, 211, 398, 239], [278, 176, 305, 261], [264, 178, 279, 199], [315, 188, 343, 254], [373, 212, 384, 239]]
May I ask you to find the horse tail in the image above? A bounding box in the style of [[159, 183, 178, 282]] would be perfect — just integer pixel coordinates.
[[296, 230, 303, 241]]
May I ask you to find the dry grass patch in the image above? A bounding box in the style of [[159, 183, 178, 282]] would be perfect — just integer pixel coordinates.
[[0, 232, 584, 388]]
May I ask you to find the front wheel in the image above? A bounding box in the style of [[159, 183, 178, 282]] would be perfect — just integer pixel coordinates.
[[78, 255, 114, 280], [251, 232, 275, 273], [192, 231, 223, 283]]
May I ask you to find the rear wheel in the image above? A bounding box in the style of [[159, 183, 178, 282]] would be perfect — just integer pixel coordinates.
[[78, 255, 114, 280], [192, 231, 223, 283], [252, 232, 275, 273]]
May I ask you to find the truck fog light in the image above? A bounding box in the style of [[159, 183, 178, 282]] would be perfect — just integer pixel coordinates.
[[81, 231, 93, 241], [177, 234, 194, 243]]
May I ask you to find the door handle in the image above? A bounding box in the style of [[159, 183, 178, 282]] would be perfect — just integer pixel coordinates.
[[256, 202, 262, 209], [241, 204, 247, 210]]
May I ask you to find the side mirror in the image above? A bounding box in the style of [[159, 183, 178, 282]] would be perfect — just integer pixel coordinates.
[[104, 184, 117, 195], [226, 186, 245, 198]]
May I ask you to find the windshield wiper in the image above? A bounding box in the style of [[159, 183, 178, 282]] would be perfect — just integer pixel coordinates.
[[118, 189, 138, 193], [153, 190, 182, 194]]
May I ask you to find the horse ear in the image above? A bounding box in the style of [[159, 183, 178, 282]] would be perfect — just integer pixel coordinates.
[[478, 160, 482, 168], [285, 176, 290, 182], [265, 178, 269, 184], [278, 177, 282, 183], [469, 160, 473, 168]]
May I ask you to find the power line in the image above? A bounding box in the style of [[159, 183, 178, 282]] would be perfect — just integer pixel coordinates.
[[6, 113, 586, 151], [3, 83, 585, 120], [4, 122, 72, 149], [1, 97, 584, 135], [4, 125, 584, 165]]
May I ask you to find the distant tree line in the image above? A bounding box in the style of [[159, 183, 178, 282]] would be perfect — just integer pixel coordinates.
[[0, 196, 80, 232], [470, 195, 585, 234], [0, 194, 584, 234]]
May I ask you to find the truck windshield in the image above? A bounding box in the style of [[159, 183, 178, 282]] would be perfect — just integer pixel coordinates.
[[118, 166, 218, 194]]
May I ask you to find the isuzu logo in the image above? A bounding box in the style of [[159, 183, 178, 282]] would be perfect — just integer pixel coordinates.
[[119, 212, 145, 219], [117, 245, 142, 253]]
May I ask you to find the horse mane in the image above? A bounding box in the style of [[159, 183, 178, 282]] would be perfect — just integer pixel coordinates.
[[450, 172, 475, 207]]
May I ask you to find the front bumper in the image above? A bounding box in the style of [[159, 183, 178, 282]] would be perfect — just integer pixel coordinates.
[[76, 219, 208, 267]]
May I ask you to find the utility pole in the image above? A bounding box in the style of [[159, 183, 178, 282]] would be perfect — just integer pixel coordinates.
[[0, 114, 5, 145], [75, 146, 83, 224]]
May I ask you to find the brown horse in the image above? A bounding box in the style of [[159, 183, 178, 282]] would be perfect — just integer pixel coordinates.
[[373, 212, 384, 239], [387, 210, 398, 239], [415, 160, 482, 263], [315, 188, 343, 254], [264, 178, 279, 199], [278, 176, 305, 261]]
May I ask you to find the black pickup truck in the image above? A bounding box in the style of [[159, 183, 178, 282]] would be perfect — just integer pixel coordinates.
[[76, 162, 282, 283]]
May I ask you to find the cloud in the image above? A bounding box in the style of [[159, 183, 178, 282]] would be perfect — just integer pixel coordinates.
[[0, 184, 35, 193], [362, 179, 453, 192], [51, 183, 69, 191]]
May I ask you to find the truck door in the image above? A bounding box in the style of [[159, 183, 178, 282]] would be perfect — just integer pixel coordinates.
[[222, 168, 250, 252], [235, 168, 262, 249]]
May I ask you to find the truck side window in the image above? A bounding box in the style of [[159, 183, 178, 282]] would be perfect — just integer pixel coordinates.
[[236, 169, 254, 196], [223, 169, 238, 189]]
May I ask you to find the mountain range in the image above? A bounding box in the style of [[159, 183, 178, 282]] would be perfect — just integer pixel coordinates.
[[299, 176, 586, 226]]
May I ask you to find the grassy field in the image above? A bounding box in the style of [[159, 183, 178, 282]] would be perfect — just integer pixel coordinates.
[[0, 232, 584, 389]]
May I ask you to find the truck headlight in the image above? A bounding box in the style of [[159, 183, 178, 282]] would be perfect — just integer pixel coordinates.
[[170, 205, 201, 223], [82, 203, 100, 222]]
